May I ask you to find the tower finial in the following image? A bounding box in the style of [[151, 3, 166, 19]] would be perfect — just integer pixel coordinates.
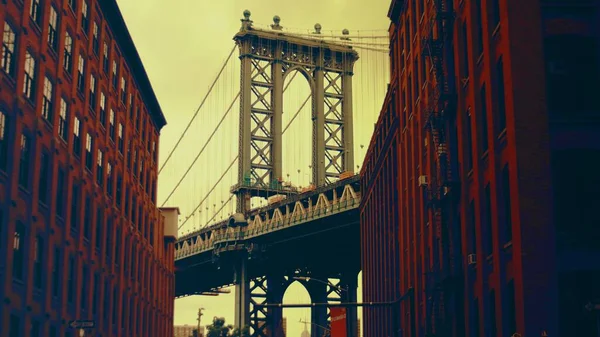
[[240, 10, 253, 30], [313, 23, 322, 34], [271, 15, 283, 30]]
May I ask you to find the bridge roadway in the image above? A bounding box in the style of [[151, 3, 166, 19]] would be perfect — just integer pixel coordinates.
[[174, 175, 361, 298]]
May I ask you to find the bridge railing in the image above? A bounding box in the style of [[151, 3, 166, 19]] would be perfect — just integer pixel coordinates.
[[174, 191, 361, 260]]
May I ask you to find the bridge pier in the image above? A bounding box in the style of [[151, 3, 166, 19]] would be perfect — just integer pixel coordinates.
[[234, 259, 251, 329], [305, 276, 329, 337], [341, 271, 360, 337]]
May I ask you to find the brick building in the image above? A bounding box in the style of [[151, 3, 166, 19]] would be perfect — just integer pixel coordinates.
[[361, 0, 600, 336], [0, 0, 176, 336]]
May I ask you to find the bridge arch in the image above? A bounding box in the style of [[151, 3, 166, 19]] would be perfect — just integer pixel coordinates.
[[282, 68, 314, 188]]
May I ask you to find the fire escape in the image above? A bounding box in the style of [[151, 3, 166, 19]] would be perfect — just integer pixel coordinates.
[[421, 0, 457, 336]]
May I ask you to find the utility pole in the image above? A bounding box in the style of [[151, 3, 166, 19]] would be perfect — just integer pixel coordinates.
[[197, 307, 205, 337]]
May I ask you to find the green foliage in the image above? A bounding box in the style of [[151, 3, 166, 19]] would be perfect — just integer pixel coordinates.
[[206, 317, 250, 337]]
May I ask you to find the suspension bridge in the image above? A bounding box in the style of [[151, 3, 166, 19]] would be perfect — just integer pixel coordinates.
[[159, 11, 390, 337]]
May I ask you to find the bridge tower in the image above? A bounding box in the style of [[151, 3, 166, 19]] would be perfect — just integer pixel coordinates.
[[231, 10, 359, 214], [227, 10, 360, 337]]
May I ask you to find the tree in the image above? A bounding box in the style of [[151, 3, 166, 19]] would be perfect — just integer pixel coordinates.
[[206, 317, 250, 337]]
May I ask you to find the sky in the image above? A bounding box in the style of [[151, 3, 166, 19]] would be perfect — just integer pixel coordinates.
[[116, 0, 392, 335]]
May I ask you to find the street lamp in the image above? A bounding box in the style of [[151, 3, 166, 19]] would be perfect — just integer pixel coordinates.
[[256, 288, 416, 337]]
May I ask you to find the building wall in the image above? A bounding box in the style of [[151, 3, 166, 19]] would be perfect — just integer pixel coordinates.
[[360, 0, 600, 336], [0, 1, 174, 337]]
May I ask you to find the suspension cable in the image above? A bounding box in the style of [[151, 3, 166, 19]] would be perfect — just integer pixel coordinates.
[[158, 45, 237, 174], [204, 194, 235, 227], [282, 94, 311, 134], [178, 156, 238, 230], [160, 92, 241, 207]]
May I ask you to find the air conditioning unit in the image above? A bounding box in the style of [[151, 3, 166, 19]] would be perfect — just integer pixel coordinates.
[[418, 175, 428, 187], [443, 186, 450, 195], [467, 254, 477, 265]]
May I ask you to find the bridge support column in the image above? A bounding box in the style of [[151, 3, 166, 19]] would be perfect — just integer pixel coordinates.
[[272, 44, 283, 183], [314, 52, 326, 187], [307, 278, 328, 337], [342, 272, 359, 337], [234, 259, 250, 329], [342, 69, 354, 172], [266, 275, 286, 337]]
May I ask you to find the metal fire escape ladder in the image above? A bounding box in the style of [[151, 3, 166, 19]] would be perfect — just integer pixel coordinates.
[[421, 0, 455, 336]]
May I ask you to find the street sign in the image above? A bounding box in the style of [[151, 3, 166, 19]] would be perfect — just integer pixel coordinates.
[[69, 320, 95, 329]]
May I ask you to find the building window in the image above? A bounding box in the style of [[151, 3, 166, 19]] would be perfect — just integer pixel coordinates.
[[121, 76, 127, 103], [491, 0, 500, 29], [92, 274, 99, 314], [1, 22, 16, 77], [484, 184, 493, 256], [495, 58, 506, 134], [468, 201, 476, 255], [112, 60, 118, 88], [92, 22, 99, 55], [116, 174, 122, 206], [0, 110, 8, 171], [33, 235, 44, 289], [99, 92, 106, 126], [132, 149, 137, 176], [501, 165, 512, 243], [112, 288, 118, 323], [85, 133, 93, 170], [56, 167, 66, 218], [475, 0, 483, 56], [67, 255, 75, 303], [31, 320, 40, 337], [42, 76, 54, 123], [13, 221, 25, 280], [95, 208, 103, 250], [52, 247, 61, 297], [109, 109, 115, 140], [118, 123, 123, 153], [64, 32, 73, 72], [479, 85, 488, 154], [23, 51, 36, 100], [81, 0, 89, 34], [38, 151, 50, 205], [103, 41, 109, 73], [59, 98, 69, 141], [73, 116, 81, 156], [80, 265, 88, 310], [97, 149, 103, 186], [30, 0, 41, 26], [68, 0, 77, 12], [89, 74, 96, 111], [465, 109, 473, 172], [48, 7, 59, 51], [77, 54, 85, 93], [152, 140, 156, 163], [18, 133, 31, 188], [105, 217, 112, 263], [9, 314, 21, 337], [70, 182, 80, 236], [103, 282, 110, 320], [83, 195, 91, 239], [107, 162, 113, 197], [505, 280, 516, 334], [488, 290, 497, 336]]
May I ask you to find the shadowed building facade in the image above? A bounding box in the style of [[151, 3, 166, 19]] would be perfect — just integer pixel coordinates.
[[0, 0, 175, 336], [361, 0, 600, 336]]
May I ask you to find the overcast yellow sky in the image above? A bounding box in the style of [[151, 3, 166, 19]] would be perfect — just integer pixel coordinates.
[[116, 0, 392, 335]]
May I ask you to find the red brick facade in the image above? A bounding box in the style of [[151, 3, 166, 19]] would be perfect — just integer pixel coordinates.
[[0, 0, 175, 336], [361, 0, 600, 336]]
